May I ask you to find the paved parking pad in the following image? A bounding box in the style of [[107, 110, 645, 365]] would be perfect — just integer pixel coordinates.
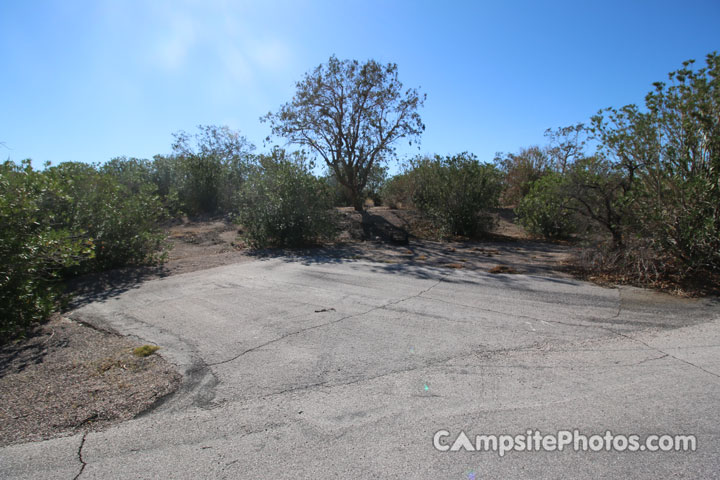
[[2, 258, 718, 479]]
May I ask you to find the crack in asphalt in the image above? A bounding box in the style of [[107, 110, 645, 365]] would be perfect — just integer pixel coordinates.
[[72, 432, 87, 480], [230, 286, 719, 402], [603, 328, 720, 380], [599, 288, 720, 381], [251, 345, 676, 402], [632, 353, 670, 365], [249, 342, 549, 402], [260, 380, 333, 399], [206, 275, 448, 367]]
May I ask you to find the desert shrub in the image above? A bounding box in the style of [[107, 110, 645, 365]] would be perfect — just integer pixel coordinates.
[[576, 239, 681, 287], [381, 171, 416, 209], [633, 54, 720, 275], [641, 173, 720, 274], [236, 149, 337, 247], [150, 154, 179, 197], [495, 146, 552, 206], [0, 161, 92, 340], [101, 157, 154, 194], [171, 125, 254, 215], [516, 173, 576, 239], [324, 170, 352, 207], [1, 159, 168, 341], [149, 154, 184, 216], [102, 155, 187, 217], [176, 152, 226, 214], [586, 53, 720, 277], [410, 153, 502, 237], [565, 155, 636, 246], [44, 162, 168, 272], [362, 163, 388, 206], [539, 53, 720, 286]]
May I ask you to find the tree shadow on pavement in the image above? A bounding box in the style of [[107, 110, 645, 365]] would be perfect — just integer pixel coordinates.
[[63, 265, 172, 311], [245, 237, 581, 287]]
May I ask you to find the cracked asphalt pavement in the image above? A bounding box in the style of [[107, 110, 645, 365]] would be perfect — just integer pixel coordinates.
[[1, 258, 719, 479]]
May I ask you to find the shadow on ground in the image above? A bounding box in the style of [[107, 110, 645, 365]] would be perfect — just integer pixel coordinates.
[[63, 265, 172, 311], [65, 210, 579, 310], [246, 236, 578, 285], [0, 326, 55, 377]]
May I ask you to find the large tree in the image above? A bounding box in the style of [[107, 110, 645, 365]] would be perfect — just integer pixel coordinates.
[[263, 56, 425, 211]]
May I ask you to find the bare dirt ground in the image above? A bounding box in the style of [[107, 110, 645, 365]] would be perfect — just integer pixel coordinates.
[[0, 315, 181, 446], [0, 207, 577, 446]]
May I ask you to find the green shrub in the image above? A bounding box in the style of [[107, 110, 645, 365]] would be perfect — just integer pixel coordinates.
[[177, 152, 226, 214], [132, 345, 161, 357], [516, 173, 576, 239], [171, 125, 254, 215], [44, 162, 168, 272], [1, 159, 169, 341], [0, 161, 92, 340], [410, 153, 502, 237], [236, 150, 337, 247], [381, 172, 416, 209], [149, 154, 184, 216], [101, 157, 154, 195], [633, 53, 720, 275], [574, 53, 720, 279], [646, 174, 720, 274], [495, 146, 551, 206]]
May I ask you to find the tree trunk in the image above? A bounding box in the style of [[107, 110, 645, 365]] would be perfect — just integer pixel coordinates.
[[341, 182, 364, 211], [352, 193, 364, 212]]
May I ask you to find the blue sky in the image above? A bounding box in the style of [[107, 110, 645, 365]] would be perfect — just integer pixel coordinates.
[[1, 0, 718, 170]]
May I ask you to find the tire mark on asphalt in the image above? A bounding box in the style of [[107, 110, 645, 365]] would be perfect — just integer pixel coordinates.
[[416, 292, 617, 331]]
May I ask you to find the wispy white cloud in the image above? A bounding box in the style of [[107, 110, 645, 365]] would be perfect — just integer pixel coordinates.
[[151, 10, 198, 70], [93, 0, 299, 115], [249, 38, 292, 72], [140, 0, 294, 84]]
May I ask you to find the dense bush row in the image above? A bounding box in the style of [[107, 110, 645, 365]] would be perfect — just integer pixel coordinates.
[[1, 139, 505, 340], [0, 131, 347, 340], [509, 53, 720, 283], [0, 160, 167, 340]]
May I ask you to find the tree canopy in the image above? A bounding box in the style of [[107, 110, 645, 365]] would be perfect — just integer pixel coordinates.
[[263, 55, 425, 210]]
